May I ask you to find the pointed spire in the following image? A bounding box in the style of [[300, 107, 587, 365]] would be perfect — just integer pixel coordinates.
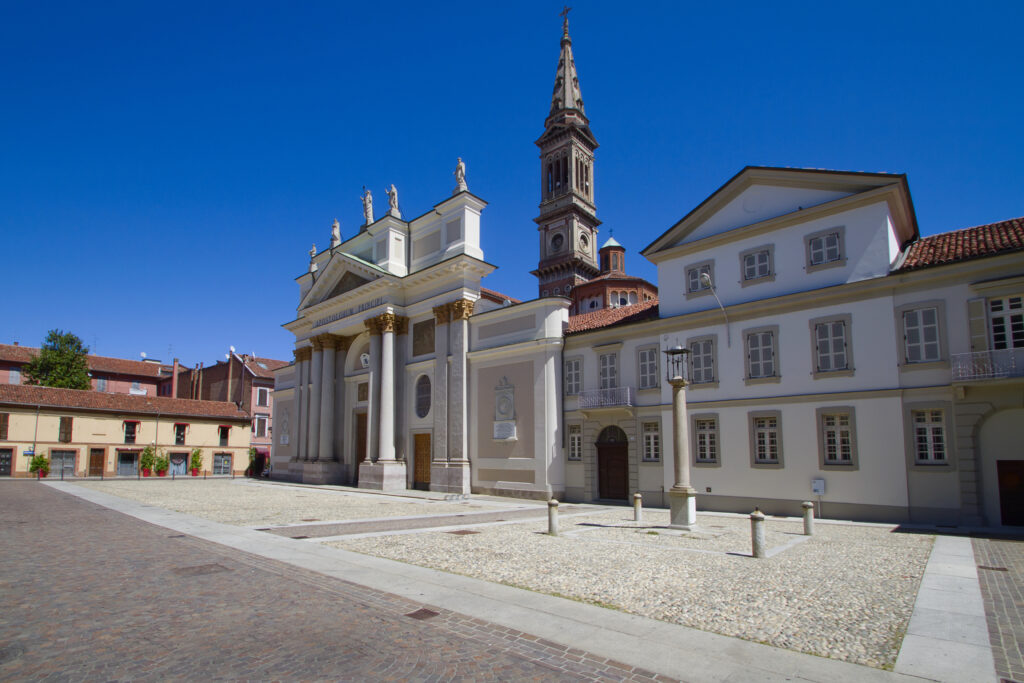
[[549, 6, 585, 119]]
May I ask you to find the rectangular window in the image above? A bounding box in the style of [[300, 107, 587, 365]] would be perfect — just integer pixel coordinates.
[[642, 422, 660, 462], [9, 368, 20, 384], [568, 424, 582, 461], [815, 320, 848, 372], [256, 387, 270, 407], [96, 377, 107, 392], [694, 418, 718, 463], [0, 413, 8, 440], [913, 410, 946, 463], [254, 415, 268, 438], [599, 353, 618, 390], [174, 423, 187, 446], [638, 348, 658, 390], [747, 331, 776, 379], [58, 416, 73, 443], [904, 307, 941, 363], [564, 358, 581, 395], [809, 232, 841, 266], [132, 381, 141, 391], [690, 339, 715, 384], [218, 426, 230, 447], [821, 413, 852, 464], [213, 453, 232, 475], [752, 416, 780, 464], [686, 263, 712, 293], [743, 249, 771, 281], [124, 421, 137, 444], [989, 296, 1024, 350]]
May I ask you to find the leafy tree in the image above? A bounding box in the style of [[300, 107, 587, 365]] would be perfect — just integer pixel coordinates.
[[23, 329, 91, 390]]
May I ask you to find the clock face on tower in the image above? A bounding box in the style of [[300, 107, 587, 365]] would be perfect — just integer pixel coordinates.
[[579, 233, 589, 251]]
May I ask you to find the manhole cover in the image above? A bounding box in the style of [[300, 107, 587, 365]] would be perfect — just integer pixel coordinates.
[[255, 528, 271, 531], [302, 518, 320, 522], [446, 530, 479, 535], [172, 564, 230, 577], [405, 608, 439, 620], [0, 645, 25, 664], [167, 534, 186, 538], [979, 565, 1009, 572]]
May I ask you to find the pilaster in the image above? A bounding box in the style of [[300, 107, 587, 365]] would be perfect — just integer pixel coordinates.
[[317, 334, 338, 462], [447, 299, 474, 494], [431, 303, 452, 490], [306, 339, 323, 461]]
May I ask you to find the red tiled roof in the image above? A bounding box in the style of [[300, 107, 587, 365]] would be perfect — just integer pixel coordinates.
[[567, 299, 660, 334], [0, 344, 172, 378], [242, 356, 290, 379], [0, 383, 249, 421], [480, 287, 522, 305], [898, 217, 1024, 271]]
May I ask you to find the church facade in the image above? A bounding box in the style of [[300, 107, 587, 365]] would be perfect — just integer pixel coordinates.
[[272, 17, 1024, 526]]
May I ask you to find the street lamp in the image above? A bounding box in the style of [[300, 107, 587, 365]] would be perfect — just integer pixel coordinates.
[[664, 344, 698, 530]]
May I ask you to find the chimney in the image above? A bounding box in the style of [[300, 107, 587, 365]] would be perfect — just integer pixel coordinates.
[[171, 358, 180, 397]]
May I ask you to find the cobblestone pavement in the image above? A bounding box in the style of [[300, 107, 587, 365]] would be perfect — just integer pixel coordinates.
[[0, 482, 669, 682], [973, 535, 1024, 683]]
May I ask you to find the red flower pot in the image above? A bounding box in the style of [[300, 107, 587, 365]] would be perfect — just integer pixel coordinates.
[[191, 468, 199, 477], [38, 471, 48, 478], [142, 468, 152, 477], [157, 470, 168, 477]]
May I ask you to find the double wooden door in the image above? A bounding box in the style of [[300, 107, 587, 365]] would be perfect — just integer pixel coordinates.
[[88, 448, 105, 477]]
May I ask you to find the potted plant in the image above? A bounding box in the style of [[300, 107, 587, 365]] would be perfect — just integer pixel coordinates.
[[154, 450, 169, 477], [29, 453, 50, 478], [139, 445, 155, 477], [189, 447, 202, 477]]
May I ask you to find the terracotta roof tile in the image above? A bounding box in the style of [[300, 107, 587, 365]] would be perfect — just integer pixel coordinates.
[[898, 217, 1024, 271], [0, 383, 249, 421], [567, 299, 660, 334], [0, 344, 172, 378], [479, 287, 522, 305], [242, 356, 290, 379]]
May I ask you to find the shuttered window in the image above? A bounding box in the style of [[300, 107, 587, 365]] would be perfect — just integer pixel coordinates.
[[0, 413, 8, 440], [58, 417, 73, 443]]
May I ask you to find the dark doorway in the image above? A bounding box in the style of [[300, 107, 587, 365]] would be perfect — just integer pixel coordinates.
[[354, 412, 367, 487], [413, 433, 431, 490], [0, 448, 12, 477], [596, 425, 629, 500], [998, 460, 1024, 526], [89, 448, 105, 477]]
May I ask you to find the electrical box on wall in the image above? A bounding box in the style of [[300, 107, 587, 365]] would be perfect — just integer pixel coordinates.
[[811, 478, 825, 495]]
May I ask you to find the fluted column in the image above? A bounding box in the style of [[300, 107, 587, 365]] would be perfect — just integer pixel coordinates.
[[378, 313, 398, 461], [432, 303, 451, 467], [448, 299, 474, 463], [317, 335, 337, 462], [306, 338, 323, 461]]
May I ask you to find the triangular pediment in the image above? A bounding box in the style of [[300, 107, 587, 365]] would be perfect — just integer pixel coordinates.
[[298, 252, 390, 312], [642, 167, 911, 257]]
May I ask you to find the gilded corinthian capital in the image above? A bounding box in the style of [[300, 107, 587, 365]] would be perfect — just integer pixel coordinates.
[[450, 299, 475, 321], [433, 303, 452, 324], [294, 346, 312, 363], [377, 312, 398, 334], [364, 317, 382, 336]]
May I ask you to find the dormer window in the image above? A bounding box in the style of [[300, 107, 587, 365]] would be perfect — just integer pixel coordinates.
[[805, 227, 846, 272]]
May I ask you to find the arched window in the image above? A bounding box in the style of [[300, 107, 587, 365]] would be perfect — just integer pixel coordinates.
[[415, 375, 431, 418], [629, 292, 638, 304], [597, 425, 628, 444]]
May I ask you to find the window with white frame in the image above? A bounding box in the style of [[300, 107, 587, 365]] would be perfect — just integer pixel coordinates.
[[694, 417, 718, 463], [689, 338, 715, 384], [9, 368, 20, 384], [742, 248, 771, 281], [913, 410, 946, 463], [808, 230, 841, 266], [752, 415, 780, 464], [638, 348, 658, 389], [564, 358, 581, 395], [746, 330, 776, 379], [821, 412, 853, 464], [686, 263, 712, 294], [96, 377, 107, 392], [568, 424, 582, 461], [256, 387, 270, 407], [599, 353, 618, 390], [903, 307, 941, 363], [254, 415, 269, 438], [642, 422, 660, 461], [989, 296, 1024, 349], [814, 320, 849, 372]]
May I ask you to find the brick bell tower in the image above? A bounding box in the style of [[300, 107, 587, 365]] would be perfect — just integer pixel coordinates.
[[531, 8, 600, 299]]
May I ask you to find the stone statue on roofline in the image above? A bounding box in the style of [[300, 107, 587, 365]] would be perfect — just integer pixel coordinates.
[[454, 157, 467, 194], [386, 183, 400, 218], [361, 186, 373, 226], [330, 218, 341, 247], [309, 244, 318, 272]]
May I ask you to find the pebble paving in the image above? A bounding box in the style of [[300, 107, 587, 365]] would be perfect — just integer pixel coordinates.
[[973, 535, 1024, 683], [0, 482, 667, 682]]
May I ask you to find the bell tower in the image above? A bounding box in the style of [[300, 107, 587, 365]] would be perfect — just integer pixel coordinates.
[[531, 8, 600, 299]]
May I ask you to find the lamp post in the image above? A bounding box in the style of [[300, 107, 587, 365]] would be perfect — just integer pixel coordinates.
[[664, 345, 698, 530]]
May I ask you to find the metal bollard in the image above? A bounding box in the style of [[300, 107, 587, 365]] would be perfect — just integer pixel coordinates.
[[633, 492, 643, 523], [750, 508, 766, 558], [548, 499, 559, 536], [802, 501, 815, 535]]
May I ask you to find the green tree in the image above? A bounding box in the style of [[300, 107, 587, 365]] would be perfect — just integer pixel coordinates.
[[23, 329, 91, 390]]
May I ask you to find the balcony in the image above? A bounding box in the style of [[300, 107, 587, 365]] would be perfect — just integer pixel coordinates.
[[952, 349, 1024, 381], [578, 387, 634, 410]]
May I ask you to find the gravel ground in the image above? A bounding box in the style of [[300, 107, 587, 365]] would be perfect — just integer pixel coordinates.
[[71, 479, 488, 526], [331, 508, 933, 670]]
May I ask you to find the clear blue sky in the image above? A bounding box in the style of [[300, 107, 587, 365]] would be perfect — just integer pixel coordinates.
[[2, 1, 1021, 367]]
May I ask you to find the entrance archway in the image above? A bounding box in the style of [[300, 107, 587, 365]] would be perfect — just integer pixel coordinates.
[[596, 425, 628, 500], [980, 408, 1024, 526]]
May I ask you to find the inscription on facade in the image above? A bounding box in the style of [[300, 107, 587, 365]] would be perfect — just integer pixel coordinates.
[[313, 297, 385, 328]]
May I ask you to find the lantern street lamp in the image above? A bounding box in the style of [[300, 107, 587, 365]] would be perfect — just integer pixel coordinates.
[[664, 345, 698, 530]]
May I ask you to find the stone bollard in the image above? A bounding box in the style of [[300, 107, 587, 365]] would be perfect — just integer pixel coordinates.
[[802, 501, 815, 536], [548, 499, 559, 536], [633, 492, 643, 523], [750, 508, 766, 558]]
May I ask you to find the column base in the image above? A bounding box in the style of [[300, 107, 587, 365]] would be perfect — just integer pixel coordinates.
[[668, 486, 698, 530], [358, 460, 408, 491], [289, 460, 346, 485], [429, 461, 471, 494]]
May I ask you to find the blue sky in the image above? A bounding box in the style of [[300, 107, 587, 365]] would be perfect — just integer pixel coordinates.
[[2, 1, 1021, 366]]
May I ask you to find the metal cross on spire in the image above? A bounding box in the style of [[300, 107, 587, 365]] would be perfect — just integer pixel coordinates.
[[560, 5, 571, 36]]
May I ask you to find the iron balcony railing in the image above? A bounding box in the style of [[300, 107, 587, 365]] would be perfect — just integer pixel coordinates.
[[578, 386, 634, 409], [951, 349, 1024, 381]]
